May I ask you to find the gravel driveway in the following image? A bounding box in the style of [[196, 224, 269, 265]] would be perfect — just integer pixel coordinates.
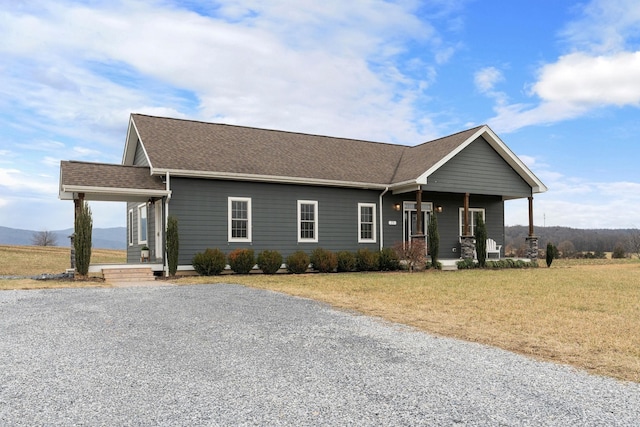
[[1, 283, 639, 426]]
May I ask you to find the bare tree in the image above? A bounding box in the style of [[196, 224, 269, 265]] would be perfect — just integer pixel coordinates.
[[394, 240, 426, 272], [31, 230, 58, 246], [628, 229, 640, 259]]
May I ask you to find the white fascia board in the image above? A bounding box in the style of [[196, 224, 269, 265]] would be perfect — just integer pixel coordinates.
[[122, 115, 137, 165], [61, 185, 170, 200], [415, 126, 485, 185], [121, 116, 151, 167], [480, 127, 548, 194], [415, 125, 548, 194], [390, 182, 421, 195], [152, 168, 389, 190]]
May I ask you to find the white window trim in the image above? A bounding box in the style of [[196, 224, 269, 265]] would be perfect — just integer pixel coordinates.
[[297, 200, 318, 243], [358, 203, 377, 243], [458, 207, 485, 237], [228, 197, 252, 243], [128, 209, 134, 246], [137, 204, 148, 245]]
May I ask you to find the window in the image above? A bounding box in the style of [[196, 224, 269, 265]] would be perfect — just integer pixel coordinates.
[[358, 203, 376, 243], [128, 209, 134, 246], [459, 208, 485, 236], [298, 200, 318, 242], [138, 204, 148, 244], [228, 197, 252, 242]]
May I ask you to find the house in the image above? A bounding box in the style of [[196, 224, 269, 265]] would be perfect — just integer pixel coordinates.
[[59, 114, 547, 273]]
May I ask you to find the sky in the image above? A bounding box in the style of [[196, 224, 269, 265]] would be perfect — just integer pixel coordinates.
[[1, 0, 639, 231]]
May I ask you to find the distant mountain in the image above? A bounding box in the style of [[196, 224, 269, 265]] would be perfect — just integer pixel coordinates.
[[0, 226, 127, 249]]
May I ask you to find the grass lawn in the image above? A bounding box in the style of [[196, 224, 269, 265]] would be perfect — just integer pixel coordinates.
[[174, 260, 640, 383], [1, 245, 638, 382]]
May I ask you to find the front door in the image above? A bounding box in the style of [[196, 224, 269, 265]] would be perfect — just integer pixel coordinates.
[[154, 201, 163, 261], [404, 211, 428, 242]]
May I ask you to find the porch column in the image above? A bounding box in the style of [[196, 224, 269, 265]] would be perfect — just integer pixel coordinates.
[[525, 195, 539, 264], [460, 192, 474, 260], [415, 188, 423, 236]]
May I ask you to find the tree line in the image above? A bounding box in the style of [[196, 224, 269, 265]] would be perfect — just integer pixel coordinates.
[[505, 225, 640, 258]]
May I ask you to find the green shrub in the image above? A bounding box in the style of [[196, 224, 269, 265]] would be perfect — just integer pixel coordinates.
[[425, 261, 442, 270], [74, 201, 93, 277], [612, 245, 627, 259], [192, 248, 226, 275], [427, 212, 440, 266], [483, 259, 535, 269], [456, 258, 477, 269], [337, 251, 356, 272], [379, 247, 400, 271], [257, 250, 283, 274], [310, 248, 338, 273], [286, 251, 310, 274], [356, 248, 379, 271], [545, 242, 558, 267], [228, 248, 255, 274], [166, 215, 179, 276], [474, 213, 488, 267]]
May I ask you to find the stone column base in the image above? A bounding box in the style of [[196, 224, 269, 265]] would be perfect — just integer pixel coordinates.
[[526, 236, 539, 265], [460, 235, 475, 260]]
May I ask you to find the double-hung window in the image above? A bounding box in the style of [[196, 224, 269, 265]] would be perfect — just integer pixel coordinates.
[[298, 200, 318, 242], [228, 197, 252, 242], [137, 204, 148, 245], [459, 207, 485, 236], [358, 203, 376, 243]]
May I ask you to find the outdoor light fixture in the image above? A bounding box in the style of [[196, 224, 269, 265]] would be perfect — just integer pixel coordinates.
[[393, 203, 401, 211], [435, 205, 443, 213]]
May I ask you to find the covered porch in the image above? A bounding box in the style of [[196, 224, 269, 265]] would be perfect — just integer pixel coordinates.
[[59, 161, 171, 276]]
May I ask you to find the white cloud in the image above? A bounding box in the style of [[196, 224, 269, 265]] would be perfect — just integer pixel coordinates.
[[0, 168, 57, 195], [0, 0, 456, 146], [561, 0, 640, 53], [474, 67, 504, 94], [486, 0, 640, 133]]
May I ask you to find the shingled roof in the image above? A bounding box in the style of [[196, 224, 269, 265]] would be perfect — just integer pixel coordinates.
[[59, 161, 168, 202], [60, 114, 546, 201]]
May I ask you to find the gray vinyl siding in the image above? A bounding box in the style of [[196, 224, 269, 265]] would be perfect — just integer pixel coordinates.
[[168, 178, 382, 265], [425, 136, 531, 198], [126, 201, 157, 263], [133, 141, 149, 166]]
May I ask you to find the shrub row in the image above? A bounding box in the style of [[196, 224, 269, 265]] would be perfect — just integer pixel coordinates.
[[191, 247, 403, 275], [192, 248, 283, 276], [456, 258, 536, 269]]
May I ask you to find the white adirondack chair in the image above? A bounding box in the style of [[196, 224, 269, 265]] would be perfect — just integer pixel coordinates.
[[486, 238, 502, 259]]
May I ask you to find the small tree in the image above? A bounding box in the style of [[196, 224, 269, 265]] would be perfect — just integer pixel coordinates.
[[474, 213, 487, 268], [31, 230, 58, 247], [545, 242, 558, 267], [166, 216, 179, 276], [74, 201, 93, 277], [393, 240, 426, 273], [612, 244, 627, 259], [427, 212, 440, 266]]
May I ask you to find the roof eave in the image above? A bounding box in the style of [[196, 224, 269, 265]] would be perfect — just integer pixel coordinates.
[[152, 168, 389, 190], [60, 185, 170, 202]]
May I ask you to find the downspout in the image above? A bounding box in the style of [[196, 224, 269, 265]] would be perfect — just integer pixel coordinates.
[[379, 187, 389, 251], [164, 171, 171, 277]]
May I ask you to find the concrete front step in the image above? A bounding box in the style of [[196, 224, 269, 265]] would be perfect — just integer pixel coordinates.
[[102, 268, 155, 283]]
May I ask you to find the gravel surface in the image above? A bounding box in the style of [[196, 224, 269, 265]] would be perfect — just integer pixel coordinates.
[[1, 283, 639, 426]]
